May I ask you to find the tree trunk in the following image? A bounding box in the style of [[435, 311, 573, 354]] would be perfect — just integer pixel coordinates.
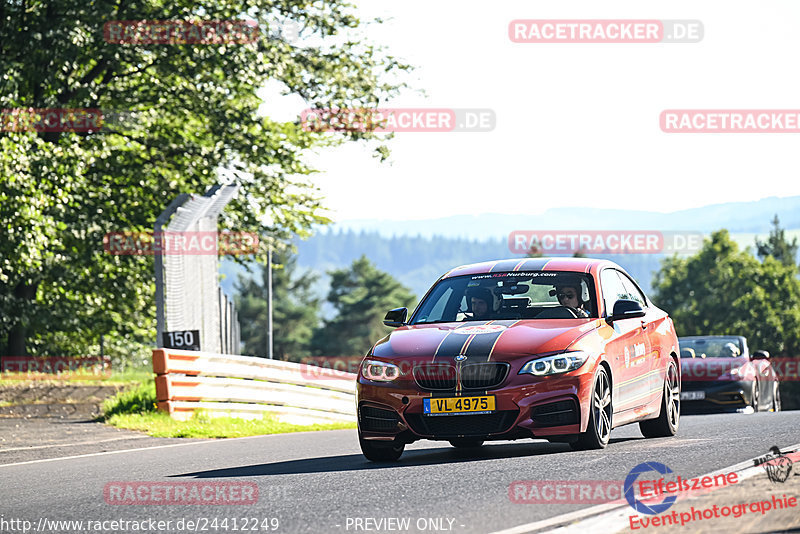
[[3, 281, 39, 356], [6, 324, 26, 356]]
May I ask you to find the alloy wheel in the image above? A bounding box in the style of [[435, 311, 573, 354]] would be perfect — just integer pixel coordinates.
[[593, 370, 612, 443], [665, 363, 680, 429], [751, 381, 759, 412]]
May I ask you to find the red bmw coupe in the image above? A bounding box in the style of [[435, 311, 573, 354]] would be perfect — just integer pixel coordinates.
[[357, 257, 681, 461]]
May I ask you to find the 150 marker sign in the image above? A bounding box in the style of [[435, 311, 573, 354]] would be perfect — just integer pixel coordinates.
[[162, 330, 200, 351]]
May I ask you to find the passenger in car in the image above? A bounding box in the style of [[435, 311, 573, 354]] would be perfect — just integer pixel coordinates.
[[720, 342, 741, 358]]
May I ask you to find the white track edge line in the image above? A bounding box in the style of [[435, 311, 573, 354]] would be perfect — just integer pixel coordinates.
[[0, 427, 354, 468], [0, 435, 151, 452]]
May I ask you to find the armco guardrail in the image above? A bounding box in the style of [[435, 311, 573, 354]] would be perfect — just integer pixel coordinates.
[[152, 349, 357, 425]]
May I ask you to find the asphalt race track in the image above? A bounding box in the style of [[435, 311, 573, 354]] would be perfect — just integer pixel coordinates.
[[1, 412, 798, 534]]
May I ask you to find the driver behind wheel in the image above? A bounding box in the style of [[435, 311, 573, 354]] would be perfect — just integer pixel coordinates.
[[465, 287, 495, 320], [720, 342, 741, 358], [552, 283, 590, 318]]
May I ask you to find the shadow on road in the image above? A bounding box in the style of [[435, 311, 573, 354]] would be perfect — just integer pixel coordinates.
[[173, 436, 642, 478]]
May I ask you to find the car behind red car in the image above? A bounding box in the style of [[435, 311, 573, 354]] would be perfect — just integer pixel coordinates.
[[679, 335, 781, 413]]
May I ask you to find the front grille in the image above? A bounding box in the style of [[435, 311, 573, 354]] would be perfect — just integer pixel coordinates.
[[531, 400, 579, 427], [413, 362, 509, 391], [461, 363, 509, 390], [405, 410, 518, 437], [413, 364, 457, 390], [359, 405, 401, 432]]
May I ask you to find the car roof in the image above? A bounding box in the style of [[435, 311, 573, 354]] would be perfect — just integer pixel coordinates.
[[678, 335, 745, 340], [440, 257, 617, 279]]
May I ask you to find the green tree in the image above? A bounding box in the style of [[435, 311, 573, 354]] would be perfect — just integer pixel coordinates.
[[0, 1, 409, 356], [313, 256, 416, 356], [527, 244, 543, 257], [756, 215, 799, 268], [235, 251, 319, 361], [652, 230, 800, 357]]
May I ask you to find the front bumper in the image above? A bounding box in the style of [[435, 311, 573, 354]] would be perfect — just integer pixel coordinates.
[[680, 379, 754, 411], [357, 369, 595, 443]]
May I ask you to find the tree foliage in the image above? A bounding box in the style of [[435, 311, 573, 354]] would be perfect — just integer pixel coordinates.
[[0, 0, 409, 355], [312, 256, 416, 356], [756, 215, 799, 268], [652, 229, 800, 356], [235, 250, 319, 361]]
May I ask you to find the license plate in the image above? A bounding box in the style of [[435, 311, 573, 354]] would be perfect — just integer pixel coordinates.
[[680, 391, 705, 400], [423, 395, 495, 415]]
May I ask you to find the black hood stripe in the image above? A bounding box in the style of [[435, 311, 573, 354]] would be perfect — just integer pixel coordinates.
[[434, 320, 520, 361], [463, 329, 505, 359], [490, 259, 522, 272], [434, 330, 472, 358], [520, 258, 551, 271]]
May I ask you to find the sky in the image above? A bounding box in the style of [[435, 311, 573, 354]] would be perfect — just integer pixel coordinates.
[[260, 0, 800, 223]]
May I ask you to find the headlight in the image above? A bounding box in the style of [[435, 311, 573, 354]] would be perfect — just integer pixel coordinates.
[[361, 359, 400, 382], [519, 351, 590, 376]]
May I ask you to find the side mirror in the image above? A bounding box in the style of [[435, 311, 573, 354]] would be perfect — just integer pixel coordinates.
[[606, 299, 646, 324], [383, 307, 408, 327], [751, 350, 770, 360]]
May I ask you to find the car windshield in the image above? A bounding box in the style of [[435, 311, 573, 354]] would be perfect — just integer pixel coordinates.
[[410, 271, 597, 324], [679, 337, 744, 358]]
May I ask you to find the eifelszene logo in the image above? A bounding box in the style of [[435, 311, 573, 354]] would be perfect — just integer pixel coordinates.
[[624, 462, 677, 515], [625, 461, 741, 517]]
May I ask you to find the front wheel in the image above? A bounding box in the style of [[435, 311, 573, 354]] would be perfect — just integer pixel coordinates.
[[772, 383, 781, 412], [359, 433, 404, 462], [571, 366, 612, 450], [639, 360, 680, 438], [750, 381, 760, 412]]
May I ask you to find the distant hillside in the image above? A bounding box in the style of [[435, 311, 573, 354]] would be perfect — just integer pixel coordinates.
[[222, 231, 695, 300], [221, 196, 800, 307], [330, 195, 800, 240], [291, 231, 666, 298]]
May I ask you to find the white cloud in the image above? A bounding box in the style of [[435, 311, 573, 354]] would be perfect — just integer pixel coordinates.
[[263, 0, 800, 221]]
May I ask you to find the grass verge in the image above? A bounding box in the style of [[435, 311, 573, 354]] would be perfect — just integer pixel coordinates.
[[0, 366, 154, 385], [102, 378, 356, 438], [106, 411, 356, 438]]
